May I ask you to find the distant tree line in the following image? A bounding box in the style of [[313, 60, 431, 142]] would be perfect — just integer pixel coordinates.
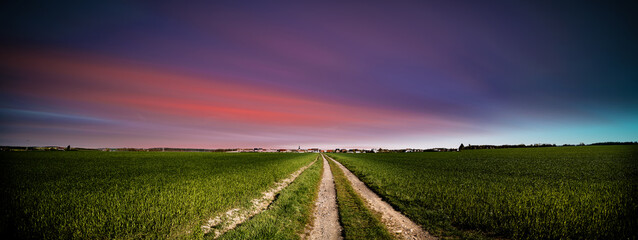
[[459, 141, 637, 151], [589, 141, 637, 145], [459, 143, 556, 150]]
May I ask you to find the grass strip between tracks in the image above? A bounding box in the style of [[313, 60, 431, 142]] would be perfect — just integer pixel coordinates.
[[215, 155, 322, 240], [327, 155, 394, 240]]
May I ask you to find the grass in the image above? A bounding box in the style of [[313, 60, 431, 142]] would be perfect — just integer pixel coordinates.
[[216, 155, 321, 240], [0, 151, 315, 239], [328, 145, 638, 239], [327, 155, 395, 240]]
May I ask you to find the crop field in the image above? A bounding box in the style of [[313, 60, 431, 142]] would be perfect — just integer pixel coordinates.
[[0, 151, 316, 239], [2, 146, 635, 240], [328, 145, 638, 239]]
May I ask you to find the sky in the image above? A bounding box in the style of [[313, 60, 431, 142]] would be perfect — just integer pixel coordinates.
[[1, 1, 637, 149]]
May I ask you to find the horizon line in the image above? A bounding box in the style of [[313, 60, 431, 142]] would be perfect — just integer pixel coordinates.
[[3, 141, 636, 151]]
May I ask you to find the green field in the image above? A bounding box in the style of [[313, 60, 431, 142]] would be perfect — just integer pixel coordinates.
[[3, 146, 636, 239], [0, 152, 316, 239], [328, 145, 638, 239]]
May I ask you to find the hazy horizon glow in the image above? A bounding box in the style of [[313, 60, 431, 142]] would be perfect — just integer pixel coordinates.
[[1, 1, 637, 148]]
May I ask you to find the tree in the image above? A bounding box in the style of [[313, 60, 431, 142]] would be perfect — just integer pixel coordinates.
[[459, 143, 464, 150], [66, 145, 71, 151]]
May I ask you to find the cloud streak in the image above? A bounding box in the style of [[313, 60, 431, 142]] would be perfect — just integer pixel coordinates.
[[1, 1, 636, 148], [1, 48, 473, 147]]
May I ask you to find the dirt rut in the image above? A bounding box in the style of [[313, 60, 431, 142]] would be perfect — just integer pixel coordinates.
[[307, 154, 342, 240], [325, 154, 435, 240], [201, 158, 317, 238]]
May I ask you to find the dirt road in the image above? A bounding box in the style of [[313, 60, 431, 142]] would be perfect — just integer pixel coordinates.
[[324, 154, 435, 240], [307, 154, 342, 240]]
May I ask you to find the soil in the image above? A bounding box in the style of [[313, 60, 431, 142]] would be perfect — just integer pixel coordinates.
[[201, 158, 317, 238], [324, 154, 435, 240], [307, 154, 343, 240]]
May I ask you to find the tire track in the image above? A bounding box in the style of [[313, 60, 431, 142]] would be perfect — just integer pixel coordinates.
[[201, 158, 317, 238], [307, 154, 342, 240], [324, 154, 435, 240]]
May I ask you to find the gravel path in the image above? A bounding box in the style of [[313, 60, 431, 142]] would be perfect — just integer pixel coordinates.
[[307, 154, 342, 240], [324, 154, 435, 240]]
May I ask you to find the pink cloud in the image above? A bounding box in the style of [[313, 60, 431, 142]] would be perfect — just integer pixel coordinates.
[[1, 47, 475, 147]]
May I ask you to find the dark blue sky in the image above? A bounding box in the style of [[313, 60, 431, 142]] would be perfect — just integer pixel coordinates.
[[1, 0, 637, 148]]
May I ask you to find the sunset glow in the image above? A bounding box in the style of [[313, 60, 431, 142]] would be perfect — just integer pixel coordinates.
[[1, 1, 636, 148]]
